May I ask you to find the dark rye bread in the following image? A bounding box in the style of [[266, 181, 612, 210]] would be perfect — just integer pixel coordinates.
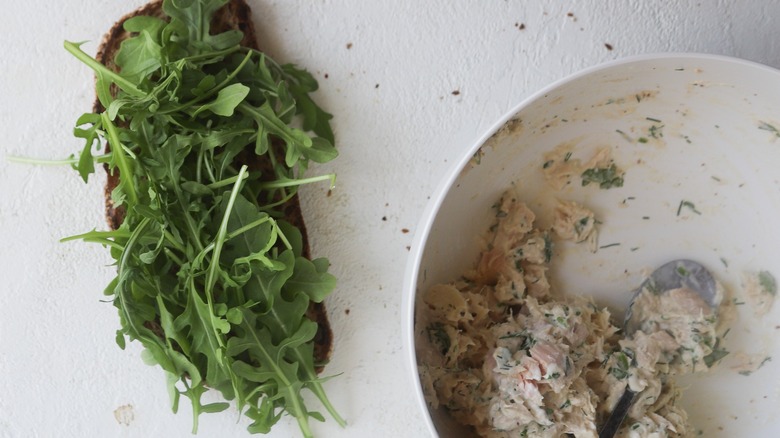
[[92, 0, 333, 369]]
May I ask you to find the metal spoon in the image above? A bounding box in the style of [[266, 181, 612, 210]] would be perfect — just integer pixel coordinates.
[[598, 259, 718, 438]]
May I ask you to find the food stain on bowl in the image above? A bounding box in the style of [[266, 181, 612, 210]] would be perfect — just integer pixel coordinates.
[[403, 54, 780, 437]]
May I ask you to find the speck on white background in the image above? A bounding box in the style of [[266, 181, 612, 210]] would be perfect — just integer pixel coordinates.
[[1, 1, 779, 437]]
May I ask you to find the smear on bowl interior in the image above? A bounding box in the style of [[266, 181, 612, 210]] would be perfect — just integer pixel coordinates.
[[415, 191, 729, 437]]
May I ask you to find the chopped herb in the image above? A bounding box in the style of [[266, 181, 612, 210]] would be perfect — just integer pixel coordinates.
[[630, 247, 640, 252], [677, 200, 702, 216], [638, 137, 649, 143], [703, 339, 729, 367], [609, 352, 631, 380], [739, 356, 772, 376], [648, 123, 664, 138], [646, 117, 662, 123], [642, 216, 650, 220], [759, 271, 777, 295], [573, 216, 590, 235], [427, 323, 451, 355], [581, 163, 624, 189], [758, 121, 780, 138], [564, 151, 573, 162], [543, 159, 554, 169], [711, 176, 722, 182], [599, 243, 621, 249], [472, 149, 483, 164], [521, 336, 536, 351], [543, 232, 554, 264], [560, 399, 571, 409], [615, 129, 634, 143], [720, 257, 728, 267]]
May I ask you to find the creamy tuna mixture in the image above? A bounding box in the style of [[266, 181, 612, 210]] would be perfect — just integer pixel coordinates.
[[416, 193, 726, 437]]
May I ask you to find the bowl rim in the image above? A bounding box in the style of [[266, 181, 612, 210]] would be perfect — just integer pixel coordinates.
[[399, 52, 780, 436]]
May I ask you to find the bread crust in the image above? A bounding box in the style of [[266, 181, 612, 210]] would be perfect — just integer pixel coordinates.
[[93, 0, 333, 369]]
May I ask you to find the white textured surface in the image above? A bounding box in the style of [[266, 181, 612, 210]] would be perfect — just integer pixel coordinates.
[[1, 1, 779, 437]]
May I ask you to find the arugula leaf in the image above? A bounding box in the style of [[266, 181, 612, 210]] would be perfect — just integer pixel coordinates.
[[72, 113, 102, 181], [285, 257, 337, 303], [115, 16, 166, 84], [193, 83, 250, 117]]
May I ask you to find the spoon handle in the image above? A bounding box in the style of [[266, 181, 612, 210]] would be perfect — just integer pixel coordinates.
[[599, 388, 636, 438]]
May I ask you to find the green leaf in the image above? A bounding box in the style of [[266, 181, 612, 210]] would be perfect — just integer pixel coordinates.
[[173, 286, 230, 386], [759, 270, 777, 295], [285, 257, 337, 303], [72, 115, 101, 182], [115, 330, 126, 350], [239, 102, 313, 167], [193, 83, 250, 117], [115, 27, 164, 84], [302, 136, 338, 164], [201, 402, 230, 413], [226, 307, 243, 325], [283, 64, 335, 144], [181, 181, 214, 196]]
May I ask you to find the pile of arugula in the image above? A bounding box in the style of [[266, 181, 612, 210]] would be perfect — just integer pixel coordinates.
[[62, 0, 344, 436]]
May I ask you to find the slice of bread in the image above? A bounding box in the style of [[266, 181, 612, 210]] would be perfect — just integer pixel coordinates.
[[92, 0, 333, 370]]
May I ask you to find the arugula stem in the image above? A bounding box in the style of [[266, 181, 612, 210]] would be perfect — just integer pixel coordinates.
[[171, 172, 205, 253], [163, 247, 186, 267], [273, 223, 293, 251], [196, 150, 203, 184], [206, 164, 248, 294], [61, 228, 131, 242], [206, 172, 249, 190], [259, 174, 337, 190], [64, 41, 144, 97], [182, 45, 241, 63], [6, 152, 113, 166], [116, 218, 155, 339], [228, 216, 272, 241], [163, 230, 186, 253], [306, 379, 348, 428], [101, 113, 139, 206], [81, 237, 125, 251]]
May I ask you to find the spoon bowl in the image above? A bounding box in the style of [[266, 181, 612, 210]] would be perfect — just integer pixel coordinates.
[[599, 259, 718, 438], [624, 259, 719, 336]]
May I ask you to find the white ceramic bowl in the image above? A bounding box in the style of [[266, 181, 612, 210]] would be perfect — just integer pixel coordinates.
[[402, 53, 780, 437]]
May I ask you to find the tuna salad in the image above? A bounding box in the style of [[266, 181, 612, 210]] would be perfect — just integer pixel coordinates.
[[415, 192, 727, 437]]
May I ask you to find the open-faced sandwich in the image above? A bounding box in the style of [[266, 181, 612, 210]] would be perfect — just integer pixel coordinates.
[[64, 0, 344, 436]]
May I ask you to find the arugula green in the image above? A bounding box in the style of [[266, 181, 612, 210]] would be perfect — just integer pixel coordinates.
[[62, 0, 344, 436]]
